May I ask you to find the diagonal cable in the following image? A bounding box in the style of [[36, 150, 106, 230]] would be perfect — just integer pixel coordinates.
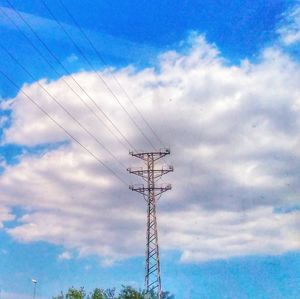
[[0, 6, 132, 153], [57, 0, 166, 149], [5, 0, 137, 152], [0, 42, 127, 170], [0, 69, 128, 186], [40, 0, 157, 151]]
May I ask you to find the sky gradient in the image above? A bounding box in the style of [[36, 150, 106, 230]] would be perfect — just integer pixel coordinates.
[[0, 1, 300, 298]]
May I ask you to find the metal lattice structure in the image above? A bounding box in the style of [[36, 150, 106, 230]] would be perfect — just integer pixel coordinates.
[[127, 149, 173, 298]]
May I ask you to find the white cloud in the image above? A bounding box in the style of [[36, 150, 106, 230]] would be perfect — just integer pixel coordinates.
[[0, 34, 300, 263], [161, 207, 300, 262], [0, 207, 14, 229], [58, 250, 72, 260], [278, 4, 300, 45]]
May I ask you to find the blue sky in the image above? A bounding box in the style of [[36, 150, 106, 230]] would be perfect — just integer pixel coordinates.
[[0, 1, 300, 298]]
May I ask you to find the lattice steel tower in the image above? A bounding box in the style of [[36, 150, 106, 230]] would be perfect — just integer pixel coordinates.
[[127, 149, 173, 298]]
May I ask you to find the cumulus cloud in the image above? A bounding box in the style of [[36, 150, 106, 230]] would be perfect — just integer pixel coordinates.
[[161, 207, 300, 262], [0, 34, 300, 263]]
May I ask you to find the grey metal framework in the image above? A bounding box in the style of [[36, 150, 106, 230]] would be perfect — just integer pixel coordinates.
[[127, 149, 173, 298]]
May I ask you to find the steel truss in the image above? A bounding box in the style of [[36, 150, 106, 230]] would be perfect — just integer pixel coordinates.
[[128, 149, 173, 299]]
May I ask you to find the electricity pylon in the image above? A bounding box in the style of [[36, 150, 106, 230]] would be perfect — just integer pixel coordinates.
[[127, 149, 173, 299]]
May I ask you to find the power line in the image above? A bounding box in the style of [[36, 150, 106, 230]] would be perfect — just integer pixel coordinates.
[[5, 0, 137, 152], [0, 6, 134, 160], [40, 0, 157, 151], [57, 0, 166, 149], [0, 42, 127, 171], [0, 69, 128, 186]]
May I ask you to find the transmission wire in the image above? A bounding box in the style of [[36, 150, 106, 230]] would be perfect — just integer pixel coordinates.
[[40, 0, 157, 151], [0, 69, 128, 186], [0, 7, 132, 163], [0, 42, 127, 171], [5, 0, 137, 152], [57, 0, 166, 149]]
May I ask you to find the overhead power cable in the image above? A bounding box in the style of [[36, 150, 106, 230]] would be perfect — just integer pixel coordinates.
[[40, 0, 157, 151], [0, 69, 128, 186], [0, 42, 127, 170], [57, 0, 166, 149], [0, 7, 134, 162], [0, 6, 132, 155], [5, 0, 137, 152]]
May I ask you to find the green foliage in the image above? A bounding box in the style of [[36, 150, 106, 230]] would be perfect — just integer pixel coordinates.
[[117, 286, 144, 299], [88, 288, 105, 299], [87, 287, 116, 299], [53, 286, 174, 299], [87, 288, 105, 299], [66, 287, 86, 299], [104, 288, 116, 299]]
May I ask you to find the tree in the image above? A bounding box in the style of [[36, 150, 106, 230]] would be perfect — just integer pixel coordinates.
[[87, 287, 116, 299], [88, 288, 106, 299], [104, 288, 116, 299], [117, 286, 144, 299], [53, 286, 174, 299], [66, 287, 86, 299]]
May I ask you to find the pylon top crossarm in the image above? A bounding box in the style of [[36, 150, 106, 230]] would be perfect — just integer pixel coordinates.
[[129, 148, 170, 161]]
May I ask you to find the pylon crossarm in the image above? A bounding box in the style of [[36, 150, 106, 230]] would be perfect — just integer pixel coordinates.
[[130, 185, 171, 192], [154, 166, 174, 178], [154, 185, 172, 196], [129, 149, 170, 158], [129, 185, 148, 196], [127, 167, 173, 180], [129, 152, 148, 160], [154, 170, 172, 178], [129, 150, 170, 163], [130, 189, 171, 199], [127, 168, 148, 180]]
